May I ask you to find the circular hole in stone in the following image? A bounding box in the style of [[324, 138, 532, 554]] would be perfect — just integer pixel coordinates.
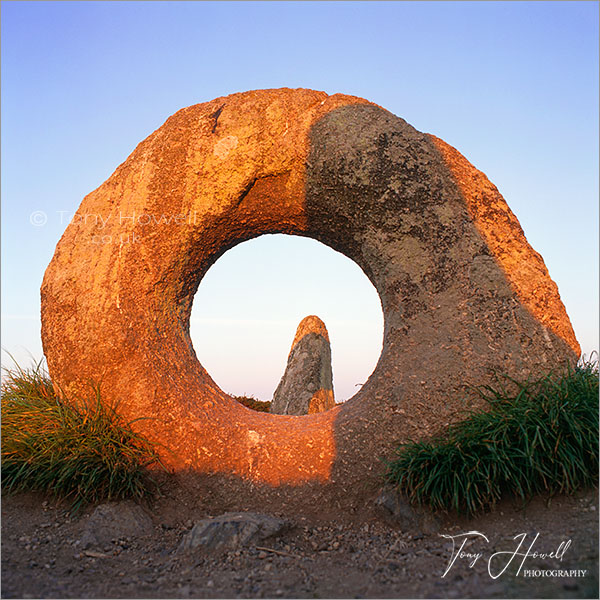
[[190, 234, 384, 406]]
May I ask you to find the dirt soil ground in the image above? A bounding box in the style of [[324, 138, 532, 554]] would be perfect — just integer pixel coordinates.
[[2, 474, 598, 599]]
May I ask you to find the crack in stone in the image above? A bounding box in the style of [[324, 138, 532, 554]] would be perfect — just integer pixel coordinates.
[[235, 173, 286, 207], [210, 104, 225, 134]]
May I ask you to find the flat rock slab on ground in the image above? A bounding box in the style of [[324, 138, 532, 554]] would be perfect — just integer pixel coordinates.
[[178, 512, 289, 553], [375, 486, 441, 534], [80, 501, 153, 549]]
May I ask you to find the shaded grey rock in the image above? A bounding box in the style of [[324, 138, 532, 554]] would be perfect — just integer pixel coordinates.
[[375, 486, 440, 534], [270, 315, 335, 415], [178, 512, 289, 554], [80, 501, 153, 549]]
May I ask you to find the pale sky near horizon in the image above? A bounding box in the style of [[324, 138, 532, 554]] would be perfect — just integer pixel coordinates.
[[2, 1, 598, 401]]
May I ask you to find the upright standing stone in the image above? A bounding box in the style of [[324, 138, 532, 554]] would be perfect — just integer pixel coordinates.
[[270, 316, 336, 415]]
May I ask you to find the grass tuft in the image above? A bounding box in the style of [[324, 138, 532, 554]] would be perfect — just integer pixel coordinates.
[[1, 361, 162, 511], [385, 360, 599, 515], [234, 395, 272, 412]]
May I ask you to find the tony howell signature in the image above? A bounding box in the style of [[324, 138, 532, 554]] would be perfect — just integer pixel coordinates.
[[439, 531, 581, 579]]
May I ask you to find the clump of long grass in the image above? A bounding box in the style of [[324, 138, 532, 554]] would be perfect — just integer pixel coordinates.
[[1, 361, 161, 510], [385, 360, 599, 515], [234, 395, 272, 412]]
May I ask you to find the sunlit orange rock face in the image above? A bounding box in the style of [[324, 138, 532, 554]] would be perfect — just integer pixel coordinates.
[[292, 315, 331, 348], [270, 315, 336, 416], [308, 389, 336, 415], [41, 88, 579, 492]]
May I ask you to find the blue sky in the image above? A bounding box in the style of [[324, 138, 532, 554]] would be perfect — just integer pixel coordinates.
[[2, 1, 598, 400]]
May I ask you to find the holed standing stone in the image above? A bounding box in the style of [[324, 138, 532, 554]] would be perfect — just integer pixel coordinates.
[[40, 88, 579, 488], [270, 316, 336, 415]]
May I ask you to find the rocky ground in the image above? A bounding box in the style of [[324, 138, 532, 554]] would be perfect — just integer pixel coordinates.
[[2, 476, 598, 599]]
